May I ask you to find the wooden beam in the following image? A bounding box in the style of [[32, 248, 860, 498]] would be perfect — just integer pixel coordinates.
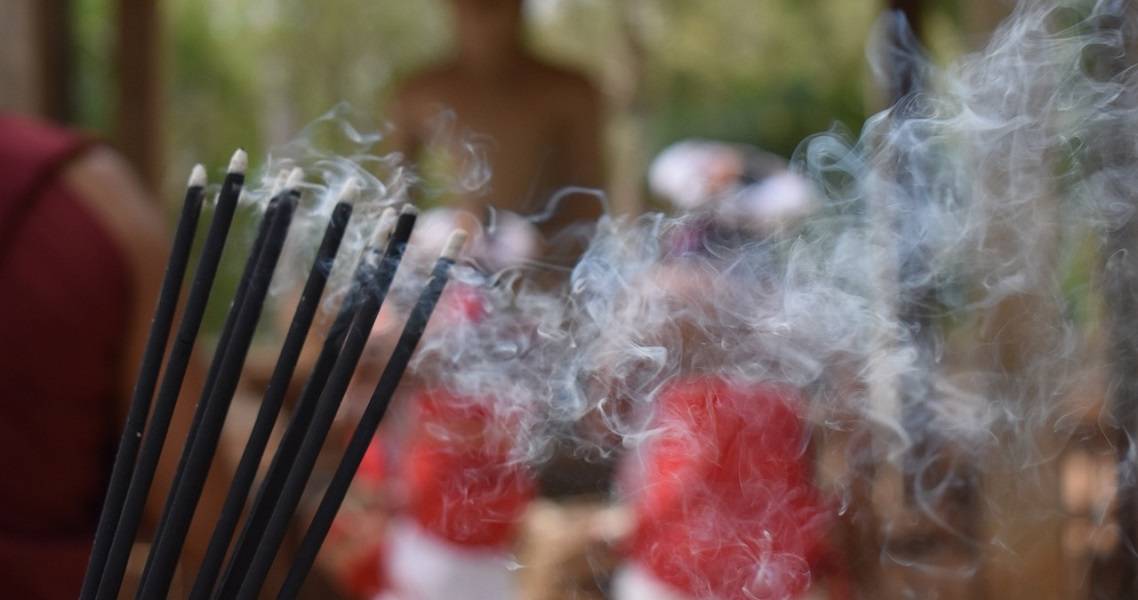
[[0, 0, 73, 120], [0, 0, 39, 115], [114, 0, 162, 191], [1089, 6, 1138, 597], [36, 0, 75, 123]]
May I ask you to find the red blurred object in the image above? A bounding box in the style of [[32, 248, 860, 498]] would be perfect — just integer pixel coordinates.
[[403, 388, 536, 548], [344, 542, 386, 599], [334, 284, 535, 597], [0, 116, 129, 599], [623, 378, 834, 600], [356, 437, 388, 488], [324, 442, 390, 599], [434, 281, 488, 325], [335, 389, 535, 598], [404, 283, 534, 547]]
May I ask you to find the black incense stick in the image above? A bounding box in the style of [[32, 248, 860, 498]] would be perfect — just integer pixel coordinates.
[[231, 207, 419, 600], [186, 182, 362, 600], [212, 207, 401, 599], [93, 149, 248, 600], [142, 176, 286, 586], [199, 169, 294, 400], [138, 171, 304, 599], [278, 230, 466, 599], [80, 164, 207, 600]]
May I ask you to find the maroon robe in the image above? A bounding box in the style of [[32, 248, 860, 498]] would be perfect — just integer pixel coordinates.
[[0, 115, 132, 599]]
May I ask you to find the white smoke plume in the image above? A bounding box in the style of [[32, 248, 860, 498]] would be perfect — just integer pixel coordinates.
[[219, 1, 1138, 595], [404, 0, 1138, 596]]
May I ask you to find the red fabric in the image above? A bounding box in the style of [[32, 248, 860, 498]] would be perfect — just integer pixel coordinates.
[[403, 389, 536, 548], [438, 283, 488, 324], [356, 437, 388, 487], [400, 286, 534, 547], [624, 378, 832, 600], [333, 287, 535, 597], [0, 115, 131, 599], [336, 443, 388, 598], [332, 389, 535, 598], [343, 543, 386, 598]]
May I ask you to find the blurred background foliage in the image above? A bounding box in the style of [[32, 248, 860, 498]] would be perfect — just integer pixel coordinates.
[[70, 0, 987, 203], [64, 0, 999, 331]]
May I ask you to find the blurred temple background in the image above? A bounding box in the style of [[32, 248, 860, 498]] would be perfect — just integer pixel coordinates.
[[9, 1, 1136, 599], [1, 0, 1011, 214]]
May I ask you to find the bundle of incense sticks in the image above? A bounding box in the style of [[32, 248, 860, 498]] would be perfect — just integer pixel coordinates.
[[79, 151, 467, 599]]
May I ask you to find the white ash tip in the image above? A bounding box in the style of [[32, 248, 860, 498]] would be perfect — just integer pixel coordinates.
[[188, 164, 207, 188], [228, 148, 249, 174], [399, 203, 419, 216], [371, 207, 399, 246], [284, 167, 305, 190], [441, 229, 468, 260], [268, 169, 290, 196], [336, 177, 362, 205]]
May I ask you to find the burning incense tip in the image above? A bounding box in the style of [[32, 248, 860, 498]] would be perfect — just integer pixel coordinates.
[[188, 164, 207, 188], [268, 170, 290, 196], [228, 148, 249, 174], [284, 167, 305, 190], [399, 203, 419, 216], [441, 229, 468, 260], [371, 207, 398, 246], [336, 178, 362, 205]]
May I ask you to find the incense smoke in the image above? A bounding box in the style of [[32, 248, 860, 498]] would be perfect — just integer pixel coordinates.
[[407, 1, 1135, 451], [224, 0, 1138, 595], [407, 0, 1138, 595]]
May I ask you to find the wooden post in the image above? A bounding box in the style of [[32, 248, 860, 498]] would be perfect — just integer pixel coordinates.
[[36, 0, 75, 123], [114, 0, 162, 191], [0, 0, 73, 121], [608, 0, 648, 216], [0, 0, 39, 115], [1098, 6, 1138, 596]]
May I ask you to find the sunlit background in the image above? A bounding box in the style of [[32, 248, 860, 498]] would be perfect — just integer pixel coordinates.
[[15, 3, 1136, 600], [8, 0, 1009, 212]]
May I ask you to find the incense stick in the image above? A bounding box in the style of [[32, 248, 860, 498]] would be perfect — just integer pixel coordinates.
[[137, 170, 303, 599], [141, 173, 287, 587], [202, 169, 290, 398], [231, 207, 419, 600], [212, 207, 401, 600], [92, 149, 248, 600], [80, 164, 207, 600], [277, 230, 466, 599], [186, 182, 363, 600]]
